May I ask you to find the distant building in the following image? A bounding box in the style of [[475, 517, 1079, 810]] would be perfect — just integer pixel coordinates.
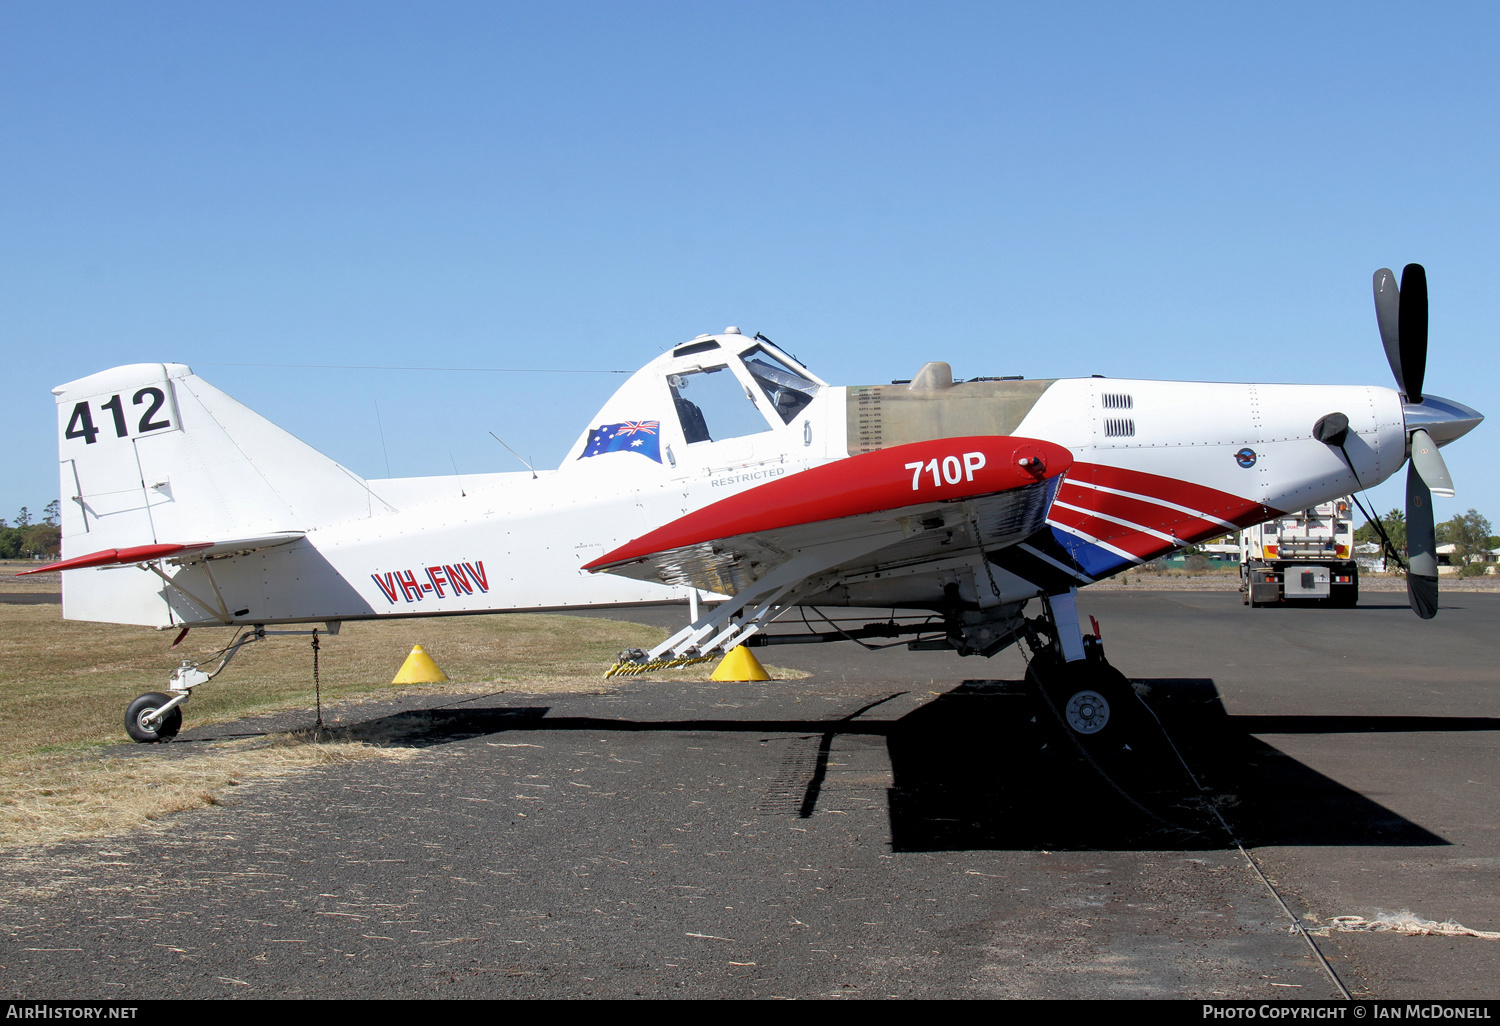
[[1436, 543, 1500, 574], [1354, 541, 1386, 573]]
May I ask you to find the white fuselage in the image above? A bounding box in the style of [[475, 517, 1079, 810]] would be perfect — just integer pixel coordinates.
[[51, 341, 1407, 628]]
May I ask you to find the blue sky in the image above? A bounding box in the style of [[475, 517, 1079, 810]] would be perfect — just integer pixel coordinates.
[[3, 2, 1496, 530]]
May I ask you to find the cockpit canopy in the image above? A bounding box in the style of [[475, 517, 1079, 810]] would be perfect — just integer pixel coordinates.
[[565, 331, 827, 472], [666, 337, 823, 445]]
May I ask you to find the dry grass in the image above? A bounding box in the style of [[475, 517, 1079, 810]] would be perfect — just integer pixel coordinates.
[[0, 736, 415, 849], [0, 591, 795, 848], [0, 562, 60, 595], [0, 603, 730, 761]]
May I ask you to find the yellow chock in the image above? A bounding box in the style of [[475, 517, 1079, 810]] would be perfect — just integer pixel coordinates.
[[710, 645, 770, 682], [392, 644, 449, 684]]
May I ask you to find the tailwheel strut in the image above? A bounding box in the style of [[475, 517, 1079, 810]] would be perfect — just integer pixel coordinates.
[[123, 623, 339, 743]]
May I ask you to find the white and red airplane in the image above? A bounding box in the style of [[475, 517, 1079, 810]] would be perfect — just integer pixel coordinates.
[[21, 265, 1482, 744]]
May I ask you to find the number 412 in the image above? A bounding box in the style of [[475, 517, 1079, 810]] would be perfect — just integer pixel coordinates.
[[65, 388, 172, 444]]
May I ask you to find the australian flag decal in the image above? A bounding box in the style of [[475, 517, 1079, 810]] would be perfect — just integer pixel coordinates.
[[579, 421, 662, 462]]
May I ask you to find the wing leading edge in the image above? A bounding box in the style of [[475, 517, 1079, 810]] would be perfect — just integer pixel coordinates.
[[585, 436, 1073, 598]]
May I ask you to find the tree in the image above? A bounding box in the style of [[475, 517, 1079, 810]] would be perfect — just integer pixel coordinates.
[[0, 501, 63, 558], [18, 523, 59, 558], [1355, 508, 1407, 558], [1444, 509, 1493, 567]]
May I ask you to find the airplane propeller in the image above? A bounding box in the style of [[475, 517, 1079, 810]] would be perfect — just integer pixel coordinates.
[[1368, 264, 1482, 619], [1374, 264, 1426, 402]]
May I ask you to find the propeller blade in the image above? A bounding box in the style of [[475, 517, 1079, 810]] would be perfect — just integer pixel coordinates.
[[1398, 263, 1428, 402], [1408, 427, 1455, 498], [1373, 267, 1404, 392], [1405, 461, 1439, 619]]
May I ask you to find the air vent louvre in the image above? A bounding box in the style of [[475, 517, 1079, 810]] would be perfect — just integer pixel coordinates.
[[1101, 392, 1134, 409], [1104, 418, 1136, 438]]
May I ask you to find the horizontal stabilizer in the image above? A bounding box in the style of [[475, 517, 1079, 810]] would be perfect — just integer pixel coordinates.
[[16, 532, 305, 576]]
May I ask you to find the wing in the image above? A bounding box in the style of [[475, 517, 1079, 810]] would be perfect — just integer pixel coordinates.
[[585, 436, 1072, 602]]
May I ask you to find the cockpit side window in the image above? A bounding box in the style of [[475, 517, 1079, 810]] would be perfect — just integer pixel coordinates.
[[741, 345, 820, 423], [668, 365, 773, 444]]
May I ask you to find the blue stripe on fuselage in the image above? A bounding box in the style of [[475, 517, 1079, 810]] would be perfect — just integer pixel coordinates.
[[1049, 526, 1135, 579]]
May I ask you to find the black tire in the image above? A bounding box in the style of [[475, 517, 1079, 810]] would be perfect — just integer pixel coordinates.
[[1330, 579, 1359, 607], [1033, 656, 1139, 750], [125, 692, 182, 743]]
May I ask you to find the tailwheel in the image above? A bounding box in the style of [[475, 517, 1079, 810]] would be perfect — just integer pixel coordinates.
[[125, 692, 183, 743]]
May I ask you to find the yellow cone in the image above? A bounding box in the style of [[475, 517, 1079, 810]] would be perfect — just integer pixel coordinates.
[[392, 644, 449, 684], [710, 645, 770, 682]]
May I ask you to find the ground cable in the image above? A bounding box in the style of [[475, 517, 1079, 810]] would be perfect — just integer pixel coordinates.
[[1132, 690, 1354, 1000]]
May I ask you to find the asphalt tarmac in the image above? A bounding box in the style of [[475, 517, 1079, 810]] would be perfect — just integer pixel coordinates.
[[1, 591, 1496, 999]]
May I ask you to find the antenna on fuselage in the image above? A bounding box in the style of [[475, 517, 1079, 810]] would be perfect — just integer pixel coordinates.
[[449, 452, 467, 497], [490, 432, 538, 480], [374, 401, 393, 478]]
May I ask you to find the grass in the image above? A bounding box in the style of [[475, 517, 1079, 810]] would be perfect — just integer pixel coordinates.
[[1, 735, 419, 851], [0, 603, 707, 759], [0, 577, 794, 848]]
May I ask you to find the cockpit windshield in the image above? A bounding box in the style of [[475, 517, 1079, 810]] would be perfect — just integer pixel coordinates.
[[741, 345, 820, 423], [668, 365, 771, 444]]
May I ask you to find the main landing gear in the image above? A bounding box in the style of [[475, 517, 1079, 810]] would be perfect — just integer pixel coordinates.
[[1020, 590, 1141, 751], [123, 623, 337, 743]]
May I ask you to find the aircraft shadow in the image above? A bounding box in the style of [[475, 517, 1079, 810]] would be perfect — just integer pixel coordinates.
[[884, 679, 1455, 853], [325, 680, 1455, 854]]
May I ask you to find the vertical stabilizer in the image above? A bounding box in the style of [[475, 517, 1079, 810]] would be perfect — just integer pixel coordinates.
[[52, 363, 385, 624]]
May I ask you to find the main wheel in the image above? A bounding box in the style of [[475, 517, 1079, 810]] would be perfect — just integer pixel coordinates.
[[1033, 656, 1139, 750], [125, 692, 182, 743], [1059, 687, 1113, 735]]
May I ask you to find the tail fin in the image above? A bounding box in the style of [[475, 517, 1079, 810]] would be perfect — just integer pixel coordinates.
[[52, 363, 383, 624]]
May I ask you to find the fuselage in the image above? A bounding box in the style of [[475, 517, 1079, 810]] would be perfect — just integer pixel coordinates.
[[51, 334, 1409, 628]]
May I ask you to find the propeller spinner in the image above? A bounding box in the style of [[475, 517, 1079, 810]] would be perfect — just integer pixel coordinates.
[[1370, 264, 1484, 619]]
